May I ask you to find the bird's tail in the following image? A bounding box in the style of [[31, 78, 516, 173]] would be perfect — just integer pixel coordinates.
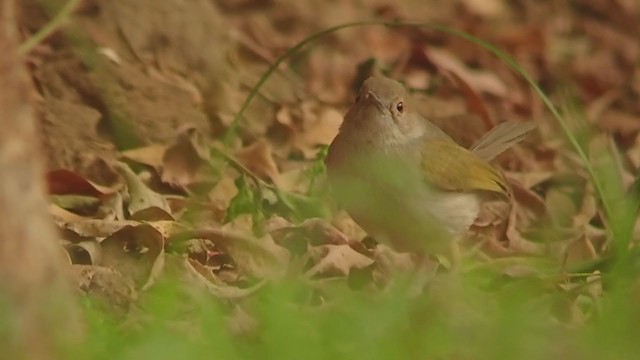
[[470, 121, 537, 162]]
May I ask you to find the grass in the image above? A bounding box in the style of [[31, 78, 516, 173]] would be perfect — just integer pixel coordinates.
[[68, 269, 640, 360]]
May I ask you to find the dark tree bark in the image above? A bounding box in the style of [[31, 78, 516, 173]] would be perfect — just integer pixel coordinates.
[[0, 2, 79, 359]]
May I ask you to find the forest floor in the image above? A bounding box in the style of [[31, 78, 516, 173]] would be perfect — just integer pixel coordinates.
[[16, 0, 640, 358]]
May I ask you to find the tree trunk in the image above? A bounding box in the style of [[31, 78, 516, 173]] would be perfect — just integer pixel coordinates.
[[0, 2, 79, 359]]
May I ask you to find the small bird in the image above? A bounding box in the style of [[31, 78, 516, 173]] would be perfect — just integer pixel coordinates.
[[325, 76, 535, 255]]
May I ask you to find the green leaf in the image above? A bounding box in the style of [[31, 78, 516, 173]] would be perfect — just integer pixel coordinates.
[[225, 175, 258, 224]]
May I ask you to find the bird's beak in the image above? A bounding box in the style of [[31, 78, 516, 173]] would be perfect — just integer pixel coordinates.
[[365, 91, 385, 111]]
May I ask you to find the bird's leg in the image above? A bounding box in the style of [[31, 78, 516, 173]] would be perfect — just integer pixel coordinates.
[[448, 240, 462, 273], [407, 251, 439, 296], [407, 240, 463, 296]]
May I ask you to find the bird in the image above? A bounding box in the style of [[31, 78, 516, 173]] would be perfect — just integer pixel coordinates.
[[325, 76, 535, 256]]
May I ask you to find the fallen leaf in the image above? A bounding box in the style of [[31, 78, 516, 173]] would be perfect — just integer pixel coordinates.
[[64, 240, 103, 265], [227, 305, 259, 337], [293, 106, 343, 159], [597, 109, 640, 137], [114, 162, 171, 215], [208, 173, 239, 220], [50, 195, 101, 213], [163, 255, 265, 299], [49, 204, 88, 222], [57, 219, 139, 238], [71, 265, 137, 315], [47, 169, 117, 198], [270, 218, 350, 247], [101, 224, 165, 288], [424, 47, 508, 98], [443, 69, 493, 130], [130, 206, 175, 221], [234, 140, 281, 185], [372, 244, 417, 281], [99, 192, 126, 221], [461, 0, 507, 17], [170, 227, 290, 279], [305, 244, 373, 278], [121, 144, 168, 170], [161, 127, 211, 188]]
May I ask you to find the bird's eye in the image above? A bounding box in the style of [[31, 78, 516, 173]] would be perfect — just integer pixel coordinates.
[[354, 95, 361, 103], [396, 101, 404, 113]]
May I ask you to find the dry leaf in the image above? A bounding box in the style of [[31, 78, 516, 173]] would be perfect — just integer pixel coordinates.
[[270, 218, 350, 247], [208, 173, 239, 219], [373, 244, 417, 276], [47, 169, 117, 198], [235, 140, 281, 185], [49, 204, 89, 222], [305, 244, 373, 278], [101, 224, 165, 287], [443, 69, 493, 129], [227, 305, 259, 337], [99, 192, 126, 221], [71, 265, 137, 314], [121, 144, 168, 170], [64, 240, 103, 265], [172, 227, 290, 279], [130, 206, 175, 221], [161, 127, 210, 188], [293, 106, 343, 159], [163, 255, 265, 299], [114, 162, 171, 215], [425, 47, 508, 98], [57, 219, 139, 238]]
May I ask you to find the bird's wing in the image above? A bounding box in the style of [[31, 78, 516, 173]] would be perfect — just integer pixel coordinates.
[[421, 139, 508, 195]]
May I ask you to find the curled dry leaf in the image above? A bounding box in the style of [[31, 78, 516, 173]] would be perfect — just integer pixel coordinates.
[[505, 202, 546, 255], [508, 179, 549, 220], [47, 169, 118, 198], [474, 200, 510, 228], [101, 224, 165, 288], [171, 227, 290, 279], [49, 203, 89, 222], [64, 240, 103, 265], [99, 192, 126, 221], [305, 244, 374, 278], [564, 235, 600, 266], [163, 255, 265, 300], [71, 265, 137, 314]]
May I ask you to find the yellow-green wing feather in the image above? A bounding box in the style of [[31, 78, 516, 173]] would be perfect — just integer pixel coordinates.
[[421, 139, 508, 194]]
